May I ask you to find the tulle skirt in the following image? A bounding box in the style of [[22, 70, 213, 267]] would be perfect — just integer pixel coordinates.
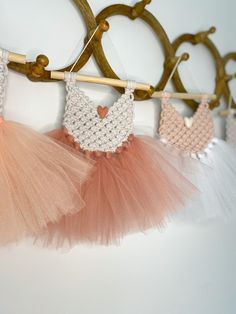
[[0, 119, 93, 245], [160, 138, 236, 223], [38, 129, 198, 247]]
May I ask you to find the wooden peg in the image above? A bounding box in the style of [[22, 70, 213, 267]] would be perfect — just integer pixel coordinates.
[[91, 20, 109, 41], [165, 53, 189, 71], [28, 55, 49, 81], [134, 84, 155, 100], [194, 26, 216, 44], [180, 53, 190, 62], [147, 85, 155, 97], [131, 0, 151, 19]]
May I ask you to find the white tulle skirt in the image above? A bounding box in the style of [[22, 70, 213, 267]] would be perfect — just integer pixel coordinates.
[[160, 137, 236, 223]]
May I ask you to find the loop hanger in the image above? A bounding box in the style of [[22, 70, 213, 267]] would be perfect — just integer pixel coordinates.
[[152, 56, 217, 101], [69, 25, 100, 73], [51, 27, 149, 92]]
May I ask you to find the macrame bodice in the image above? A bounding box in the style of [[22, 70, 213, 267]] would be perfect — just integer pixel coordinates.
[[159, 94, 214, 154], [0, 49, 9, 117], [63, 73, 135, 153], [226, 112, 236, 148]]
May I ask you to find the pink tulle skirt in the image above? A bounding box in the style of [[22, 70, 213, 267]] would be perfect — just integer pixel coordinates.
[[38, 129, 198, 247], [0, 119, 93, 245]]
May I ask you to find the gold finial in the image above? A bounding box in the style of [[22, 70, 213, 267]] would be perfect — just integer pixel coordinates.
[[131, 0, 151, 19], [194, 26, 216, 44], [165, 53, 189, 70]]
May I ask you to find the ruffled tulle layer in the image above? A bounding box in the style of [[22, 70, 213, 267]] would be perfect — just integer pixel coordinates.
[[38, 130, 198, 247], [0, 119, 93, 245], [161, 138, 236, 223]]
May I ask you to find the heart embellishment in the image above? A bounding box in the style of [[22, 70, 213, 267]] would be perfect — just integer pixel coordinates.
[[184, 117, 194, 128], [97, 105, 108, 119]]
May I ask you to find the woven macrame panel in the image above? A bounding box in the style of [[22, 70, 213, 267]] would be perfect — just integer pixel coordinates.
[[63, 77, 135, 153], [159, 100, 214, 154]]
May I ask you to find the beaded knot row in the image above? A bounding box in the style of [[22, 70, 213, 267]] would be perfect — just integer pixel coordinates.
[[193, 138, 218, 160], [63, 127, 135, 159]]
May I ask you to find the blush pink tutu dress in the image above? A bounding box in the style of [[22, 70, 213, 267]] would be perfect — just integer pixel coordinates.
[[0, 50, 93, 245], [159, 92, 236, 222], [38, 72, 198, 247]]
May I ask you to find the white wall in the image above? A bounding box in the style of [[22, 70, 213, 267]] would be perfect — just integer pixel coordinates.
[[0, 1, 236, 314]]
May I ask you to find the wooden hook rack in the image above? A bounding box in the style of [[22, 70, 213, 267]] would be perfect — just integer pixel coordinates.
[[3, 0, 236, 109]]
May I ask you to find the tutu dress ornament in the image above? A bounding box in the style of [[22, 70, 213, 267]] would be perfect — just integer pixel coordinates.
[[226, 106, 236, 148], [225, 81, 236, 148], [39, 72, 197, 247], [0, 50, 93, 245], [159, 92, 236, 222]]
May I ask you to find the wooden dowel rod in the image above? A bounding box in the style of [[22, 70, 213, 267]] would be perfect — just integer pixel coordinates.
[[51, 71, 217, 101], [0, 49, 26, 64], [51, 71, 151, 91], [8, 52, 26, 64], [152, 91, 217, 101], [219, 109, 236, 117]]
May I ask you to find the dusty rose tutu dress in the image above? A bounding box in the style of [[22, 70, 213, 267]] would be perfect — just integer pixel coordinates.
[[0, 49, 93, 245], [159, 92, 236, 222], [38, 72, 198, 247]]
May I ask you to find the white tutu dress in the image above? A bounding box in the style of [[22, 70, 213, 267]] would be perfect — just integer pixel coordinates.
[[158, 93, 236, 222], [226, 109, 236, 148]]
